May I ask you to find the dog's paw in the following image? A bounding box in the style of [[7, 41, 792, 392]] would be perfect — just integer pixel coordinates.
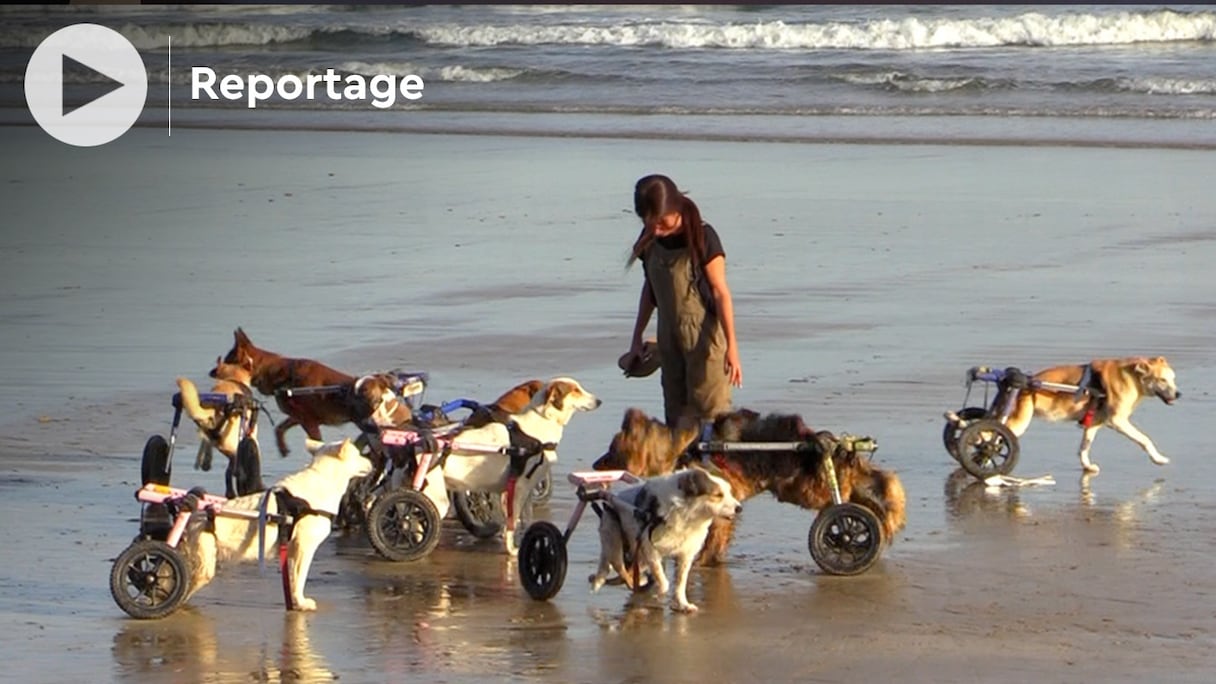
[[1150, 453, 1170, 466], [588, 574, 605, 593], [293, 597, 318, 612], [672, 601, 699, 614], [1082, 462, 1101, 474]]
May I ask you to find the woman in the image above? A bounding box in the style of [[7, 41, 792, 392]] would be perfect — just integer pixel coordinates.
[[622, 174, 743, 425]]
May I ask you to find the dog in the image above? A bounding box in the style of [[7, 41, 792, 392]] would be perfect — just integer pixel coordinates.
[[217, 327, 385, 457], [176, 438, 373, 612], [335, 378, 546, 533], [416, 377, 600, 555], [593, 407, 907, 566], [177, 357, 264, 497], [1004, 356, 1180, 474], [463, 379, 546, 428], [348, 372, 417, 430], [589, 468, 742, 613]]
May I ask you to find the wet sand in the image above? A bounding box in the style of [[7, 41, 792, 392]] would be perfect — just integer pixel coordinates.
[[1, 127, 1214, 682]]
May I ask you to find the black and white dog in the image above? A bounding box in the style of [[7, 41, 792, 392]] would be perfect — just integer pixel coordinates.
[[590, 468, 742, 613]]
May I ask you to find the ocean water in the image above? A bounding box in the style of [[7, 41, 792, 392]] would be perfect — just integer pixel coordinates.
[[2, 4, 1216, 144]]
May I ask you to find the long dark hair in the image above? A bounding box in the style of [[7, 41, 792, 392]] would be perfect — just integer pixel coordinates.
[[627, 174, 707, 268]]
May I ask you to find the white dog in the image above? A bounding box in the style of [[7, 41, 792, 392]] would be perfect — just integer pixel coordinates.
[[414, 377, 601, 555], [178, 438, 372, 611], [590, 468, 742, 613]]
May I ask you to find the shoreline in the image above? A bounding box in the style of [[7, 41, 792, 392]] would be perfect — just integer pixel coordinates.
[[5, 108, 1216, 150]]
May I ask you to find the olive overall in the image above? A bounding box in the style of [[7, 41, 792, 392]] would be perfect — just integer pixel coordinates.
[[643, 240, 731, 425]]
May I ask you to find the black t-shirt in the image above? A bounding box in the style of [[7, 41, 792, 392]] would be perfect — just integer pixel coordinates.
[[653, 222, 725, 266], [642, 222, 725, 315]]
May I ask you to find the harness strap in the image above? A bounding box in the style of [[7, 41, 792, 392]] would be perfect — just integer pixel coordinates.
[[1078, 363, 1107, 428], [256, 486, 334, 578]]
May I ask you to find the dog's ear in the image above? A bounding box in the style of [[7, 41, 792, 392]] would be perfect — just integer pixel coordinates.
[[544, 381, 570, 411], [678, 468, 716, 499], [1133, 358, 1151, 377], [623, 407, 649, 429], [235, 327, 251, 348]]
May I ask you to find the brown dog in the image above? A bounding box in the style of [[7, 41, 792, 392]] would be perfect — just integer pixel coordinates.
[[1005, 356, 1180, 474], [593, 407, 907, 566], [176, 356, 263, 497], [460, 379, 545, 429], [217, 327, 368, 457]]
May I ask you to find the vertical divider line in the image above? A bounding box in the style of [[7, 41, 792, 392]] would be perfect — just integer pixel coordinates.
[[170, 35, 175, 136]]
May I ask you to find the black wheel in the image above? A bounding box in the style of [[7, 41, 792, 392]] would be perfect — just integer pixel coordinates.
[[943, 407, 988, 462], [230, 438, 264, 497], [957, 419, 1020, 479], [808, 503, 883, 576], [531, 469, 553, 505], [453, 490, 506, 539], [518, 521, 568, 600], [110, 540, 190, 619], [141, 435, 171, 486], [366, 489, 442, 562]]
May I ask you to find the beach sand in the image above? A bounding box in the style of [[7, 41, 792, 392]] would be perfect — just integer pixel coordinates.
[[1, 126, 1214, 683]]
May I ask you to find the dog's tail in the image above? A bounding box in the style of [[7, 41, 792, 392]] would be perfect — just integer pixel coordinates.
[[848, 464, 907, 546], [176, 377, 219, 428]]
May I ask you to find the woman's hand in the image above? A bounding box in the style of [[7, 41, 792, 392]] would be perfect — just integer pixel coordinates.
[[725, 345, 743, 387]]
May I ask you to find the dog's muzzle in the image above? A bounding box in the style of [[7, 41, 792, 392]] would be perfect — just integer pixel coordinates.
[[1158, 389, 1179, 405]]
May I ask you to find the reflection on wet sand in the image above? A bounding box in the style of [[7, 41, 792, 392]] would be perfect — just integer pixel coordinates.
[[943, 466, 1168, 552], [585, 563, 740, 634], [350, 528, 572, 680], [943, 467, 1032, 521], [111, 610, 335, 684]]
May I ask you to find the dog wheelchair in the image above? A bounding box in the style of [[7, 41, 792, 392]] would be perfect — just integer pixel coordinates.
[[517, 433, 888, 601], [682, 432, 888, 576], [109, 482, 301, 619], [517, 469, 644, 601], [942, 366, 1099, 481], [141, 390, 264, 500], [338, 395, 554, 562]]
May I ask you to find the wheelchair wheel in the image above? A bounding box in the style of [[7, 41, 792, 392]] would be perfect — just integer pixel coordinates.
[[141, 435, 171, 487], [110, 539, 190, 619], [518, 521, 567, 600], [366, 489, 441, 562], [452, 490, 506, 539], [943, 407, 988, 462], [808, 503, 883, 576], [957, 419, 1020, 479], [231, 438, 264, 497], [531, 469, 554, 505]]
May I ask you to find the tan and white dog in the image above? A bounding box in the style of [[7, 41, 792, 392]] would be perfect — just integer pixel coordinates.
[[177, 438, 373, 611], [590, 468, 742, 613], [1005, 356, 1180, 474], [415, 377, 600, 555], [177, 357, 262, 497]]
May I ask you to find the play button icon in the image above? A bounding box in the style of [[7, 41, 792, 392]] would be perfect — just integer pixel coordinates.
[[25, 23, 148, 147]]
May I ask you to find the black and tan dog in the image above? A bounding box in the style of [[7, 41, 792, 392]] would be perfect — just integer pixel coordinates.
[[593, 407, 907, 566], [1005, 356, 1180, 474]]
